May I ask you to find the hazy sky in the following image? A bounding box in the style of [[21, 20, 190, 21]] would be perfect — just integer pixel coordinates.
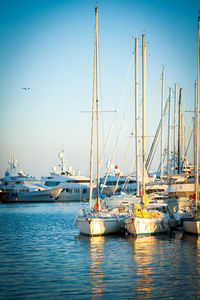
[[0, 0, 199, 178]]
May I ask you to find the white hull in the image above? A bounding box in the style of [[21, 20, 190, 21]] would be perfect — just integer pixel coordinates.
[[57, 189, 89, 202], [75, 215, 123, 236], [4, 188, 62, 202], [146, 183, 168, 194], [103, 194, 141, 209], [173, 210, 193, 226], [168, 182, 194, 193], [182, 218, 200, 235], [125, 216, 170, 236]]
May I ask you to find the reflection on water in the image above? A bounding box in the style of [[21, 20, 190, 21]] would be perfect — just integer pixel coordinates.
[[128, 236, 157, 298], [127, 233, 200, 299], [1, 203, 200, 299], [89, 236, 105, 299], [181, 233, 200, 299]]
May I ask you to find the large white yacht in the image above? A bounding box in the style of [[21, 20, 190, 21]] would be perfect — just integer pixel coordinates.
[[41, 151, 91, 202], [0, 155, 62, 202], [100, 163, 137, 196]]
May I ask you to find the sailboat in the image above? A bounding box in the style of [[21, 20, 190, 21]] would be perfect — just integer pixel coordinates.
[[182, 16, 200, 235], [124, 35, 170, 236], [74, 7, 127, 236]]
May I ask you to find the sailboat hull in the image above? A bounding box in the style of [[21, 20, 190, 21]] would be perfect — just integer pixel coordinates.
[[182, 217, 200, 235], [125, 216, 170, 236], [75, 215, 123, 236]]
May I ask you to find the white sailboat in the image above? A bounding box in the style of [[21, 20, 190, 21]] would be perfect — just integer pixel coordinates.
[[125, 35, 170, 236], [74, 7, 126, 236], [182, 16, 200, 235]]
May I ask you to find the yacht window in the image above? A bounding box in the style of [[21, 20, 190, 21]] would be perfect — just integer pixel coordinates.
[[65, 180, 90, 183], [44, 181, 60, 187], [107, 181, 116, 186]]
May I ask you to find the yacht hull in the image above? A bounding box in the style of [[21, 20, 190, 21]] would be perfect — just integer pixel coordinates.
[[0, 191, 8, 202], [125, 216, 170, 236], [182, 217, 200, 235], [103, 194, 141, 209], [3, 188, 62, 203], [75, 215, 123, 236], [57, 189, 90, 202]]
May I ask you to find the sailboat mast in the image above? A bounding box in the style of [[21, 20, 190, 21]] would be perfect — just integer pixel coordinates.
[[184, 126, 187, 168], [95, 7, 100, 208], [135, 37, 139, 196], [167, 88, 172, 175], [160, 66, 165, 178], [142, 34, 146, 196], [195, 16, 200, 211], [193, 87, 196, 171], [178, 88, 182, 174], [193, 85, 196, 171], [174, 83, 177, 174], [89, 7, 97, 209], [181, 113, 184, 166]]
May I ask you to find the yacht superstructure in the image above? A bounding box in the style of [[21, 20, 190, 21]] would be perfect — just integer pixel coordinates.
[[100, 164, 137, 195], [41, 150, 91, 201], [0, 155, 62, 202]]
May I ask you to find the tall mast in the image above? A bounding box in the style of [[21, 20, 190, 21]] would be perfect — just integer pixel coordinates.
[[178, 88, 182, 174], [89, 7, 98, 209], [194, 84, 198, 210], [160, 66, 165, 179], [195, 16, 200, 212], [193, 109, 196, 170], [184, 126, 187, 168], [95, 6, 100, 209], [135, 37, 139, 196], [142, 34, 146, 197], [181, 113, 184, 166], [193, 86, 196, 170], [174, 83, 177, 174], [167, 88, 172, 175]]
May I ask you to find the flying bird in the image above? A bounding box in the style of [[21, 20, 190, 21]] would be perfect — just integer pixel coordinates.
[[22, 87, 30, 91]]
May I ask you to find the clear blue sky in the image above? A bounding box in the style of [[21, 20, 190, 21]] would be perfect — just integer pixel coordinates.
[[0, 0, 199, 178]]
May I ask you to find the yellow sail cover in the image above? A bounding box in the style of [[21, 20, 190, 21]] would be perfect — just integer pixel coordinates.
[[132, 203, 160, 219]]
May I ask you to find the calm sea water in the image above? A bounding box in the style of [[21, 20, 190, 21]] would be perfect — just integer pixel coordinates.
[[0, 202, 200, 300]]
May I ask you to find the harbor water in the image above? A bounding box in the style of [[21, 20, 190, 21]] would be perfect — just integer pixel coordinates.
[[0, 203, 200, 299]]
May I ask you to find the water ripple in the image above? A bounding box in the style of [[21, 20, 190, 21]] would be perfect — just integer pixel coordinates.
[[0, 203, 200, 299]]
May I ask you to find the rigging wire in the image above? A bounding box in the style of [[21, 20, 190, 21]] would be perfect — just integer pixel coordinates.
[[151, 111, 168, 172], [101, 81, 135, 192], [99, 54, 134, 168], [113, 133, 133, 194], [146, 76, 161, 123], [101, 54, 146, 191], [121, 157, 136, 192]]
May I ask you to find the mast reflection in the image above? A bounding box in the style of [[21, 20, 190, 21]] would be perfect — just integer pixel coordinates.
[[128, 236, 158, 297], [88, 236, 105, 299]]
